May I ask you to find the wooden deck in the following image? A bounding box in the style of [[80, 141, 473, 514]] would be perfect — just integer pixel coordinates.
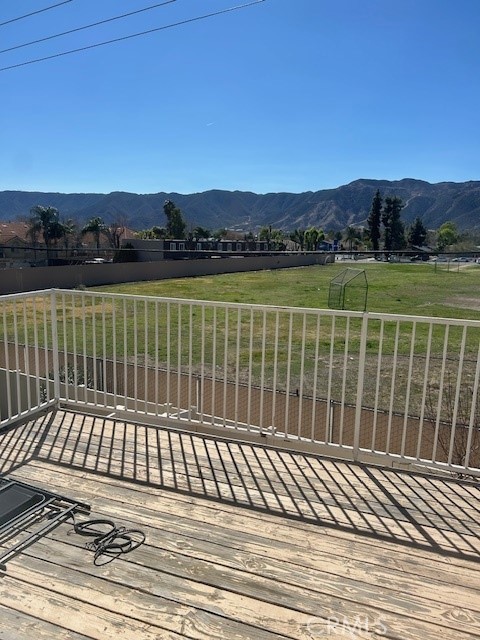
[[0, 409, 479, 640]]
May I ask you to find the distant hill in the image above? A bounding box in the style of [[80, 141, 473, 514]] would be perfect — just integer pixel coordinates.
[[1, 178, 479, 232]]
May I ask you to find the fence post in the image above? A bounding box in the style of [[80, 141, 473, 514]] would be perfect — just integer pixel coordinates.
[[50, 290, 61, 405], [353, 313, 369, 460]]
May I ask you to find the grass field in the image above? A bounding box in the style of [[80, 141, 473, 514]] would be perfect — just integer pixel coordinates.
[[93, 261, 480, 321], [3, 262, 480, 424], [88, 262, 480, 418]]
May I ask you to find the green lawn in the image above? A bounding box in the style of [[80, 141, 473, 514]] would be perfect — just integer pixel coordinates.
[[3, 262, 478, 418], [93, 261, 480, 321], [89, 263, 480, 416]]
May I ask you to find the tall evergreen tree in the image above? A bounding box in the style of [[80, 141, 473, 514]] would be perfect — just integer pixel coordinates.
[[382, 196, 405, 251], [163, 200, 186, 239], [407, 217, 427, 248], [367, 190, 382, 250]]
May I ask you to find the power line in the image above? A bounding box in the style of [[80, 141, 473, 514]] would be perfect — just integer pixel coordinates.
[[0, 0, 178, 55], [0, 0, 266, 72], [0, 1, 74, 28]]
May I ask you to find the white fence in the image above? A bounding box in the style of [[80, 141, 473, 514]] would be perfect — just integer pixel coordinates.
[[1, 289, 479, 477]]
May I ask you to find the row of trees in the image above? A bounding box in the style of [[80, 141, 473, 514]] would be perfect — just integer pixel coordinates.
[[137, 200, 195, 240], [137, 201, 330, 251], [366, 190, 460, 253], [367, 191, 408, 251], [138, 215, 211, 243], [25, 197, 462, 260], [147, 198, 461, 254], [26, 205, 127, 259]]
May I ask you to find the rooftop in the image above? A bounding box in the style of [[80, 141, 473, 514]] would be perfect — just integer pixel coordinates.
[[1, 408, 479, 640]]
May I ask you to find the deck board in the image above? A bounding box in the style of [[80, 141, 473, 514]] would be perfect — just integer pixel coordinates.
[[32, 411, 480, 555], [0, 409, 479, 639], [0, 603, 93, 640]]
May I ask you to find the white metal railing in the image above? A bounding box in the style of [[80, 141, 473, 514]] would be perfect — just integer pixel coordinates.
[[1, 289, 479, 477], [0, 290, 58, 425]]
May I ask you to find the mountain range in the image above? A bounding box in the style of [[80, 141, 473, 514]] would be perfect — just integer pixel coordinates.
[[0, 178, 479, 232]]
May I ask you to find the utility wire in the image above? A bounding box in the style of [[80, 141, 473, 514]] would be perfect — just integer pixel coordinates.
[[0, 1, 74, 28], [0, 0, 178, 55], [0, 0, 266, 72]]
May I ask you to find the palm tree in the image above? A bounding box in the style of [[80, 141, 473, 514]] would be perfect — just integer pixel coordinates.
[[290, 229, 305, 251], [304, 227, 325, 251], [344, 226, 361, 252], [61, 219, 78, 258], [28, 205, 64, 262], [82, 217, 106, 250], [26, 218, 41, 262], [259, 225, 273, 250]]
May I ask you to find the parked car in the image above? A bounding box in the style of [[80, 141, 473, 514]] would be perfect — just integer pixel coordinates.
[[84, 257, 106, 264]]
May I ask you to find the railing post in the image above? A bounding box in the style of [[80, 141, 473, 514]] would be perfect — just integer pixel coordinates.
[[50, 290, 61, 405], [353, 312, 369, 460]]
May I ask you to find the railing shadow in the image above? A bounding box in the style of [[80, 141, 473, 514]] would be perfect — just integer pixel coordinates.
[[1, 409, 479, 562], [0, 411, 53, 476]]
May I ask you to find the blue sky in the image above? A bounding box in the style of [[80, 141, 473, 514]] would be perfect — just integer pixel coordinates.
[[1, 0, 479, 195]]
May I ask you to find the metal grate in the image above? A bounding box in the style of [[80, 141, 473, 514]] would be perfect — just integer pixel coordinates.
[[0, 477, 90, 571]]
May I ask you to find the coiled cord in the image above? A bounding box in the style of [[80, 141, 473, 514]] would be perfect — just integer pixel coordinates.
[[72, 518, 145, 565]]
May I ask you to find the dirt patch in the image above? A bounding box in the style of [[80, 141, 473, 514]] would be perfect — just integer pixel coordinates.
[[444, 296, 480, 311]]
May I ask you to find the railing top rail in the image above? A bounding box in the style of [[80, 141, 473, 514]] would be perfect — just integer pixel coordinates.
[[52, 288, 480, 328], [0, 289, 54, 302], [2, 288, 480, 328], [53, 288, 366, 318]]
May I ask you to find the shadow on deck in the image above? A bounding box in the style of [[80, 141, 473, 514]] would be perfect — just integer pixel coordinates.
[[1, 408, 478, 563]]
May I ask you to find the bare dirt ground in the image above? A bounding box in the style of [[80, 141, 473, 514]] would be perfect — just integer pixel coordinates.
[[445, 296, 480, 311]]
